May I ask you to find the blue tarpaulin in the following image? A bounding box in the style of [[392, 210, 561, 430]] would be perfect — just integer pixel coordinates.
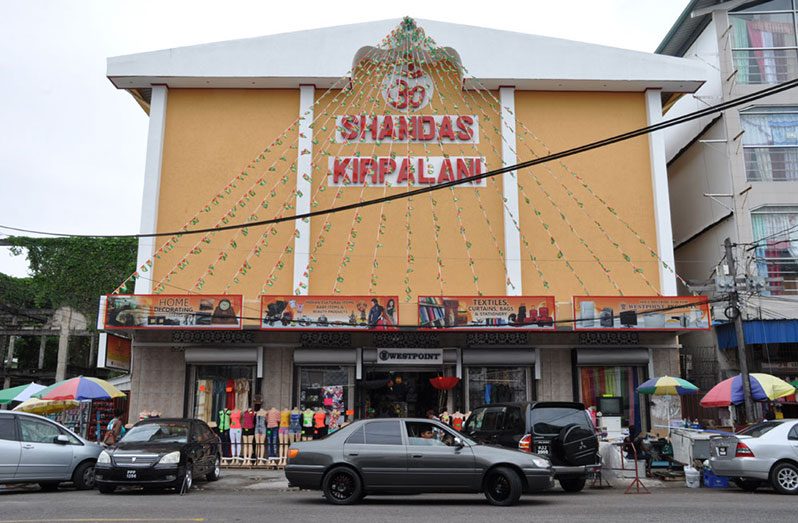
[[716, 319, 798, 349]]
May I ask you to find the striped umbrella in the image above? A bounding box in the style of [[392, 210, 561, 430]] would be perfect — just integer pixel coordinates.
[[700, 373, 796, 407], [34, 376, 126, 401], [0, 382, 46, 405], [637, 375, 699, 396]]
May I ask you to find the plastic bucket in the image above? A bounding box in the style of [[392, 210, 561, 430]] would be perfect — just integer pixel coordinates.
[[684, 466, 700, 488]]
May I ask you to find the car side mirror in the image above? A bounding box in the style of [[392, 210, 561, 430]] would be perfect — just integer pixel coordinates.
[[54, 434, 69, 445], [454, 437, 465, 450]]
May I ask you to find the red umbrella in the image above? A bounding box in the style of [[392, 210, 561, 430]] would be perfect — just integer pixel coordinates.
[[429, 376, 460, 390]]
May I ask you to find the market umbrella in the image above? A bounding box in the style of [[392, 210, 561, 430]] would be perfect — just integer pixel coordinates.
[[0, 382, 46, 405], [637, 376, 699, 396], [34, 376, 126, 401], [13, 398, 79, 415], [700, 373, 796, 407]]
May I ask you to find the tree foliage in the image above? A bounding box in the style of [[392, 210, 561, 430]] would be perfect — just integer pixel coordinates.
[[3, 237, 137, 322]]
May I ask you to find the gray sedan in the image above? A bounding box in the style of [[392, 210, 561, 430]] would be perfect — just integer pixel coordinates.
[[285, 418, 553, 506], [0, 410, 102, 491], [709, 419, 798, 494]]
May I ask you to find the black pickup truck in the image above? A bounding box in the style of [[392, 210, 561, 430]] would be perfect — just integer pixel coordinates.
[[463, 402, 600, 492]]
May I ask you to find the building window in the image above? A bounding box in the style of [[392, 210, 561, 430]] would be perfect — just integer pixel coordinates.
[[467, 367, 529, 410], [752, 207, 798, 295], [297, 366, 351, 412], [192, 365, 255, 424], [742, 107, 798, 181], [730, 1, 798, 85]]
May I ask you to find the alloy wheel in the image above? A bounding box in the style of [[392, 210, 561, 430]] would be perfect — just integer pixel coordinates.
[[329, 472, 355, 501], [184, 468, 193, 491], [777, 467, 798, 492], [83, 466, 95, 489], [214, 458, 221, 478], [490, 474, 511, 501]]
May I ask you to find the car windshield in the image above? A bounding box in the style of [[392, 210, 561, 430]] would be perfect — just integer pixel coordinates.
[[737, 421, 781, 438], [121, 422, 189, 444]]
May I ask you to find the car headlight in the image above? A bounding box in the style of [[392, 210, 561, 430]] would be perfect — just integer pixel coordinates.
[[158, 451, 181, 465], [530, 455, 550, 468], [97, 451, 111, 464]]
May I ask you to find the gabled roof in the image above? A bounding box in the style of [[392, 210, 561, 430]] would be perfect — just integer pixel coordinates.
[[108, 17, 709, 107]]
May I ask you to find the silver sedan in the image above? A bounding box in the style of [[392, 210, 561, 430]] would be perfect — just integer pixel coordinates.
[[709, 419, 798, 494], [0, 410, 102, 491]]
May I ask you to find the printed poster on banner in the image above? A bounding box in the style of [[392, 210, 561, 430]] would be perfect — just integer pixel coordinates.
[[103, 294, 243, 329], [572, 296, 711, 331], [418, 296, 556, 330], [260, 296, 399, 330], [104, 333, 131, 371]]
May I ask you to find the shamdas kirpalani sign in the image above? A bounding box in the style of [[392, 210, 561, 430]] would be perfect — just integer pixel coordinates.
[[329, 55, 486, 187]]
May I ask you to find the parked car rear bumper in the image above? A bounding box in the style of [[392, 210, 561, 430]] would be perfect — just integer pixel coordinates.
[[285, 464, 324, 490], [552, 464, 601, 479], [709, 458, 771, 481]]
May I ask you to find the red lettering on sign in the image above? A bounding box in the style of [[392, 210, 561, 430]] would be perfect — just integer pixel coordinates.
[[418, 158, 435, 184], [437, 158, 454, 183], [358, 158, 376, 184], [438, 116, 455, 141], [378, 157, 395, 184], [333, 158, 352, 184], [341, 116, 358, 141], [396, 158, 414, 184], [456, 115, 475, 141], [378, 117, 394, 141], [419, 116, 435, 141], [397, 116, 408, 141], [456, 158, 475, 180]]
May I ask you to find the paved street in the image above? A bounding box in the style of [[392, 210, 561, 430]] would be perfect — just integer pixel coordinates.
[[1, 478, 795, 523]]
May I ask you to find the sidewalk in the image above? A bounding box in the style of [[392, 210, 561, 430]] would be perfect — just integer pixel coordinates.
[[197, 467, 291, 492]]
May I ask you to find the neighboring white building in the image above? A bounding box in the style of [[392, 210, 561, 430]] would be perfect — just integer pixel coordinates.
[[659, 0, 798, 418]]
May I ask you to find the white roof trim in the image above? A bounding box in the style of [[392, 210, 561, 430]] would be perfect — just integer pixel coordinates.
[[107, 18, 709, 93]]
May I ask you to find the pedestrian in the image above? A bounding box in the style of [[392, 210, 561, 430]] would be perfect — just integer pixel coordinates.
[[764, 404, 776, 421], [102, 408, 126, 447]]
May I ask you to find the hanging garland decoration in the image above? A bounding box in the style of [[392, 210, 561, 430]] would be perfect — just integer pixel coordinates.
[[423, 51, 591, 295], [112, 50, 376, 294], [410, 46, 479, 295], [431, 53, 645, 294], [430, 42, 680, 292], [281, 55, 397, 296]]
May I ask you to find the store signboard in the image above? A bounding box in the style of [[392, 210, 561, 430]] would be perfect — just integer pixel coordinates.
[[572, 296, 711, 331], [100, 333, 131, 371], [377, 348, 444, 365], [418, 296, 556, 330], [260, 296, 399, 330], [103, 294, 243, 330]]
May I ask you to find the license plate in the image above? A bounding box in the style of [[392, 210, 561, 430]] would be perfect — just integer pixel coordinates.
[[718, 447, 727, 456], [126, 470, 137, 479], [536, 445, 550, 455]]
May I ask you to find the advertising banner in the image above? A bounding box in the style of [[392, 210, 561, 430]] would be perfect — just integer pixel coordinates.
[[572, 296, 711, 331], [103, 294, 243, 330], [260, 296, 399, 330], [103, 333, 131, 371], [418, 296, 556, 330]]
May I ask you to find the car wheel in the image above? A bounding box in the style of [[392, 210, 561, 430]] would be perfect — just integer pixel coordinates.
[[72, 461, 96, 490], [771, 462, 798, 495], [98, 485, 115, 494], [179, 463, 194, 494], [484, 466, 523, 506], [38, 482, 60, 492], [733, 478, 762, 492], [322, 466, 363, 505], [559, 477, 586, 493], [206, 455, 222, 481]]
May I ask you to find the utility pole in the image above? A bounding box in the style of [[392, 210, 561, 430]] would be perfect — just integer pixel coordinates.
[[724, 238, 754, 423]]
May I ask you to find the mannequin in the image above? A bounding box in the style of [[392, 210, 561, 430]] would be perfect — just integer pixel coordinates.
[[242, 406, 255, 463], [229, 408, 242, 463], [440, 410, 451, 425], [255, 405, 268, 461], [451, 410, 465, 432], [328, 408, 341, 434], [266, 406, 280, 460], [302, 407, 314, 441], [313, 408, 327, 439], [279, 408, 291, 463], [289, 407, 302, 443], [217, 407, 231, 463]]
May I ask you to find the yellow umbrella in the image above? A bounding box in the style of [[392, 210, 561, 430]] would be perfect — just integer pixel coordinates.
[[13, 397, 79, 415]]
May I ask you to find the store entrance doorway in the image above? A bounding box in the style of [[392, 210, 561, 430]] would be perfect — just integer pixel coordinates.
[[363, 370, 441, 419]]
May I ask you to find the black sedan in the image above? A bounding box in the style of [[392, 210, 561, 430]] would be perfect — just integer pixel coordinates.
[[285, 418, 553, 506], [95, 418, 221, 494]]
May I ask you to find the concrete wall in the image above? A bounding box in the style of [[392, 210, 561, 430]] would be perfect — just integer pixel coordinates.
[[129, 345, 185, 418], [262, 347, 294, 410], [537, 348, 573, 401]]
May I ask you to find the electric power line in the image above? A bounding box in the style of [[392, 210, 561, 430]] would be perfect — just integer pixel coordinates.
[[3, 77, 798, 240]]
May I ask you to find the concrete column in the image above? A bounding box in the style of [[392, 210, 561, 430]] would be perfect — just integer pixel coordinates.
[[38, 335, 47, 370], [88, 335, 97, 370], [499, 86, 522, 295], [55, 309, 72, 382], [3, 335, 16, 389], [293, 85, 315, 295]]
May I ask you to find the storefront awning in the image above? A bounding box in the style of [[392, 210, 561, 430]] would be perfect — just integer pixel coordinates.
[[716, 319, 798, 350]]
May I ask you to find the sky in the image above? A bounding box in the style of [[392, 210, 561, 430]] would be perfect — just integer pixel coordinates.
[[0, 0, 691, 278]]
